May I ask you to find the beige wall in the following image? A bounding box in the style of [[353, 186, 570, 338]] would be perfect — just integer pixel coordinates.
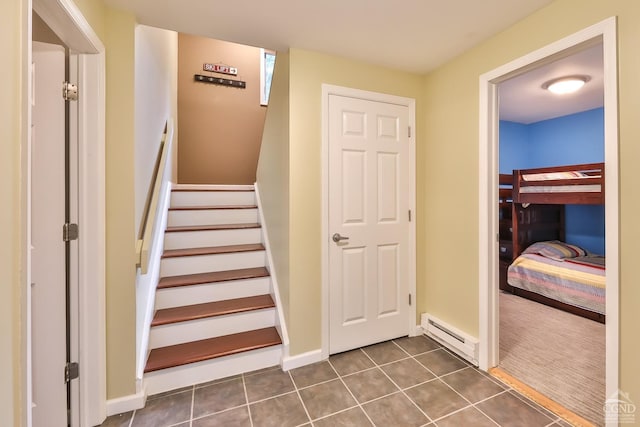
[[420, 0, 639, 403], [256, 52, 291, 323], [287, 49, 424, 354], [178, 34, 267, 184], [0, 0, 24, 424], [104, 7, 138, 399]]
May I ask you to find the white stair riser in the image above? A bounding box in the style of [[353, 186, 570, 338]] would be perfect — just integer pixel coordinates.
[[172, 184, 254, 192], [149, 308, 276, 349], [160, 251, 266, 277], [144, 345, 282, 396], [168, 209, 258, 227], [155, 277, 271, 309], [164, 228, 262, 250], [171, 191, 255, 207]]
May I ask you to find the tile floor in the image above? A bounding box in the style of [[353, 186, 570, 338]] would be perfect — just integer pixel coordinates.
[[100, 336, 572, 427]]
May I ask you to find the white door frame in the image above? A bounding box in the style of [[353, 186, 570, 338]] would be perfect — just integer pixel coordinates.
[[321, 84, 417, 359], [478, 17, 619, 425], [24, 0, 106, 425]]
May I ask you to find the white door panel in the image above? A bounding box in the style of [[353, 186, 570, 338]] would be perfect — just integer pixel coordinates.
[[31, 41, 67, 426], [329, 94, 411, 354]]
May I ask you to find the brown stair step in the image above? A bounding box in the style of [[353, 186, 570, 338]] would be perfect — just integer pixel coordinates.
[[158, 266, 270, 290], [165, 223, 261, 233], [162, 243, 265, 259], [144, 327, 281, 373], [151, 294, 275, 327]]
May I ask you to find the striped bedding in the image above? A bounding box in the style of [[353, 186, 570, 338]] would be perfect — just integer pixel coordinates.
[[507, 253, 605, 315]]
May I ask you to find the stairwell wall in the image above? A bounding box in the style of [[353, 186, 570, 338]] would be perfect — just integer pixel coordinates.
[[134, 24, 178, 238], [256, 52, 291, 325], [177, 34, 267, 184]]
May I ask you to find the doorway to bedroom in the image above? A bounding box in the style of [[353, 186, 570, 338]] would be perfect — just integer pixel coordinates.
[[478, 17, 619, 427], [497, 43, 605, 425]]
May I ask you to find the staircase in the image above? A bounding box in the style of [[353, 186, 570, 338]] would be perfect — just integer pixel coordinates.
[[143, 185, 283, 395]]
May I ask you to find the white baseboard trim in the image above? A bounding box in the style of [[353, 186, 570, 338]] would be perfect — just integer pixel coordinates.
[[412, 324, 425, 336], [105, 389, 147, 417], [282, 349, 323, 371], [254, 182, 290, 351]]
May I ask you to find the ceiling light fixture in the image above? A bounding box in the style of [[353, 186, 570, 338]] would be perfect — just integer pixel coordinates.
[[542, 75, 590, 94]]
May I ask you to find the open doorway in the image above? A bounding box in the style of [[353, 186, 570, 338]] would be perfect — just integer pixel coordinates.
[[478, 17, 619, 427], [496, 42, 605, 425]]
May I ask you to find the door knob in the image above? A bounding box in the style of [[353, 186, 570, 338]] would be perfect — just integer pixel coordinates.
[[332, 233, 350, 243]]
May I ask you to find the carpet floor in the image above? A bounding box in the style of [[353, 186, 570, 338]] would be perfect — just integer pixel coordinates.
[[499, 291, 605, 426]]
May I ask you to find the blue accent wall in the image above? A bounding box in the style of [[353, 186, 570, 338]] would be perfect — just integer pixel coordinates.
[[499, 121, 529, 174], [528, 108, 604, 167], [499, 108, 605, 254]]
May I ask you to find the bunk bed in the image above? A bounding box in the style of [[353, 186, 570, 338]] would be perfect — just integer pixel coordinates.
[[513, 162, 604, 205], [500, 162, 605, 323]]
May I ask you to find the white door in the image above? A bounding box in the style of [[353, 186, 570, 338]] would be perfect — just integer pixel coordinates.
[[31, 41, 67, 426], [328, 94, 412, 354]]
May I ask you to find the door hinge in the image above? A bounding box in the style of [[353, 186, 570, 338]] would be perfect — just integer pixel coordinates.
[[408, 210, 412, 222], [63, 223, 79, 242], [409, 294, 412, 305], [408, 126, 411, 138], [65, 362, 79, 383], [63, 81, 78, 101]]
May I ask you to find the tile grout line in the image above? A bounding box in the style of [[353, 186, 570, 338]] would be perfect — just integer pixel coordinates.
[[241, 373, 254, 427], [508, 389, 564, 424], [416, 358, 507, 426], [189, 385, 195, 427], [465, 389, 509, 427], [327, 355, 377, 426], [393, 338, 509, 426], [189, 402, 250, 424], [287, 370, 313, 425], [494, 376, 567, 423], [366, 341, 435, 424]]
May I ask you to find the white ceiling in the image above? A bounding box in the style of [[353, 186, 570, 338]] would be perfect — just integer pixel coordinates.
[[105, 0, 602, 123], [105, 0, 554, 73], [499, 43, 604, 124]]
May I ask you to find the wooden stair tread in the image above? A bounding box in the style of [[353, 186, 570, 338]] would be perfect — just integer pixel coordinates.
[[169, 205, 257, 211], [165, 223, 261, 232], [162, 243, 264, 259], [158, 267, 270, 289], [151, 294, 275, 326], [144, 327, 281, 373]]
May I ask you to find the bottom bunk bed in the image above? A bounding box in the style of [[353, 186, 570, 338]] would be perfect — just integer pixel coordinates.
[[506, 240, 605, 323]]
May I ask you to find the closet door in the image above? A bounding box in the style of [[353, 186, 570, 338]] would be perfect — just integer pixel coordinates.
[[328, 93, 412, 354]]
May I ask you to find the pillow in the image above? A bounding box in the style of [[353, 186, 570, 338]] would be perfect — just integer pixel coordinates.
[[522, 240, 587, 261]]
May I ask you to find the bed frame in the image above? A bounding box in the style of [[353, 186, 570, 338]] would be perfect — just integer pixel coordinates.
[[512, 162, 605, 205], [500, 162, 606, 323]]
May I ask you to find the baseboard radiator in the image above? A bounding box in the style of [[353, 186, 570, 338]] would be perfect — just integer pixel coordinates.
[[421, 313, 479, 366]]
